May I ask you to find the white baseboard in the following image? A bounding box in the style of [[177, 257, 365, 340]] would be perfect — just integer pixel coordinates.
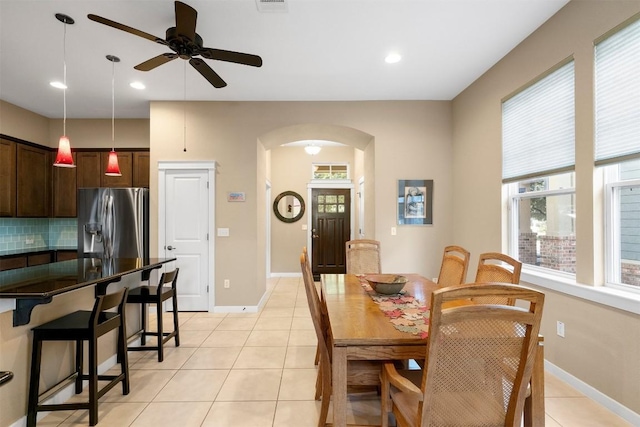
[[269, 272, 302, 278], [544, 360, 640, 425]]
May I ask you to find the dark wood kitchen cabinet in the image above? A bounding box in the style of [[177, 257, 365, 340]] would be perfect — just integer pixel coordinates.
[[0, 139, 16, 217], [52, 153, 77, 217], [16, 144, 50, 217], [132, 151, 150, 188], [101, 151, 133, 187], [76, 152, 102, 188]]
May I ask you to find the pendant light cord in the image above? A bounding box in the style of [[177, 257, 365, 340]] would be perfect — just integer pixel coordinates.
[[62, 20, 67, 136], [183, 60, 187, 152], [112, 57, 115, 149]]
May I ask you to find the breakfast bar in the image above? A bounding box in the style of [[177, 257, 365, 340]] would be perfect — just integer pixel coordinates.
[[0, 257, 176, 326]]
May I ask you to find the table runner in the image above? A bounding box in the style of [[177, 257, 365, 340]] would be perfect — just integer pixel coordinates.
[[358, 276, 430, 338]]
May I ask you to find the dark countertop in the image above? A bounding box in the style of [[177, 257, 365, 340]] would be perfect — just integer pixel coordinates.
[[0, 257, 175, 299], [0, 247, 77, 257]]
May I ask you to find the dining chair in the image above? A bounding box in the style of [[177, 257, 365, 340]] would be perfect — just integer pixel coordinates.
[[436, 245, 470, 287], [300, 251, 381, 427], [380, 283, 544, 427], [474, 252, 522, 305], [345, 239, 381, 275]]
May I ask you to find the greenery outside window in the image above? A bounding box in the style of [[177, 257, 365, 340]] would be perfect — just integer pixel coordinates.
[[312, 164, 348, 180]]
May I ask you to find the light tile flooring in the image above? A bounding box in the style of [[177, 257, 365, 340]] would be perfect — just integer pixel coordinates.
[[39, 277, 632, 427]]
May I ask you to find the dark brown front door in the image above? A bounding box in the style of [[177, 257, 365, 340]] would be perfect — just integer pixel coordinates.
[[311, 188, 351, 278]]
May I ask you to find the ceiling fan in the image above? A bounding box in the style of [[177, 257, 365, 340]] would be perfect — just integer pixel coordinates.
[[88, 1, 262, 88]]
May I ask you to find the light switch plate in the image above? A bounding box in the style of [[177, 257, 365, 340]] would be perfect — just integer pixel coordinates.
[[217, 228, 230, 237]]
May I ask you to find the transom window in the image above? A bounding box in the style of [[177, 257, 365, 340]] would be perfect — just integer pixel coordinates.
[[313, 164, 348, 180]]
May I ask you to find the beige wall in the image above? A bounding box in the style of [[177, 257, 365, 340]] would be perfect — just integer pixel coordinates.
[[0, 100, 149, 149], [452, 0, 640, 414], [150, 101, 454, 306], [0, 100, 50, 145]]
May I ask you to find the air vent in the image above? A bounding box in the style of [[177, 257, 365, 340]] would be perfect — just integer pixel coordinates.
[[256, 0, 288, 13]]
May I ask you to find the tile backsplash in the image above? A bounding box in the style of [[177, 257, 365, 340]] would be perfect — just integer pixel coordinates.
[[0, 218, 77, 252]]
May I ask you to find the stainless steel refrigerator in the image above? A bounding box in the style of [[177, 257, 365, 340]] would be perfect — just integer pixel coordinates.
[[77, 188, 149, 259]]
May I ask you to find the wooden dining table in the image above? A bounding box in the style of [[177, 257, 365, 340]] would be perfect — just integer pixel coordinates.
[[321, 273, 545, 427]]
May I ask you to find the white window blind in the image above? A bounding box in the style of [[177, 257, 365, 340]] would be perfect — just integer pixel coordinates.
[[595, 18, 640, 165], [502, 61, 575, 183]]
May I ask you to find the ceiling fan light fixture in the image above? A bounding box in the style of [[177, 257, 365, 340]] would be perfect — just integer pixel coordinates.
[[305, 145, 321, 155], [130, 81, 146, 90], [53, 13, 76, 169]]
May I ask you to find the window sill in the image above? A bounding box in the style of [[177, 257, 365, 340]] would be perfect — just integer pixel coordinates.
[[521, 267, 640, 316]]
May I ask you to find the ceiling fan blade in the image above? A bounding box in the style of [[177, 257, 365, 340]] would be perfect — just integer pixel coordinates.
[[175, 1, 197, 41], [134, 53, 178, 71], [199, 48, 263, 67], [189, 58, 227, 88], [88, 14, 166, 45]]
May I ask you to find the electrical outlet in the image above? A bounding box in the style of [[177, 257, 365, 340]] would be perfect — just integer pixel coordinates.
[[25, 238, 34, 245], [224, 279, 230, 289], [556, 321, 565, 338], [391, 227, 397, 236]]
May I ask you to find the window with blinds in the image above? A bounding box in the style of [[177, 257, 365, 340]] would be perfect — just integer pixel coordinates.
[[502, 60, 575, 183], [595, 18, 640, 165]]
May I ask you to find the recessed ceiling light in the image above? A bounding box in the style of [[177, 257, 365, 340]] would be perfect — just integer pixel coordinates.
[[385, 53, 402, 64], [50, 81, 67, 89], [130, 81, 145, 90]]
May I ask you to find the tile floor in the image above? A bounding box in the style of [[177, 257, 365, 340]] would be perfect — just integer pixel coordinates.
[[38, 277, 633, 426]]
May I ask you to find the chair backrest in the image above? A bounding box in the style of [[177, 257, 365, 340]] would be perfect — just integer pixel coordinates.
[[159, 268, 180, 290], [345, 239, 381, 275], [300, 252, 331, 365], [475, 252, 522, 284], [90, 287, 129, 333], [436, 245, 470, 287], [474, 252, 522, 305], [417, 283, 544, 427]]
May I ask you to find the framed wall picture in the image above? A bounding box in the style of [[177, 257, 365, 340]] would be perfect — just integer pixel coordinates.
[[397, 179, 433, 225]]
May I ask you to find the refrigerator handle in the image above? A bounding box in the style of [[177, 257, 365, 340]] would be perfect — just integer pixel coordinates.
[[103, 193, 114, 258]]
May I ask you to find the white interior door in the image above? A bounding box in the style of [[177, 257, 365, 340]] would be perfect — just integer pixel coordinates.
[[165, 170, 209, 311]]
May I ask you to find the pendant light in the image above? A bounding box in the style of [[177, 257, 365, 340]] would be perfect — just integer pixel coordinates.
[[53, 13, 76, 168], [105, 55, 122, 176]]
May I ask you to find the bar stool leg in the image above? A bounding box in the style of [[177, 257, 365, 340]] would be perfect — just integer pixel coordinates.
[[140, 301, 147, 345], [172, 294, 180, 347], [27, 335, 42, 427], [156, 300, 164, 362], [75, 339, 84, 393], [118, 318, 130, 395], [88, 338, 98, 426]]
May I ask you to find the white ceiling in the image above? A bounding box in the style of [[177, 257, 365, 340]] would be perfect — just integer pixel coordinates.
[[0, 0, 568, 119]]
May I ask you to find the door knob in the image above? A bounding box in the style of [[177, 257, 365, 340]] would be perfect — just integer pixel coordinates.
[[166, 245, 176, 250]]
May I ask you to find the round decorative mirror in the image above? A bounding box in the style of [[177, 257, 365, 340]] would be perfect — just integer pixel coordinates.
[[273, 191, 305, 223]]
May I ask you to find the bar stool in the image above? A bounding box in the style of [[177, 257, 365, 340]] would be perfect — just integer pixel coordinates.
[[127, 268, 180, 362], [27, 287, 130, 427]]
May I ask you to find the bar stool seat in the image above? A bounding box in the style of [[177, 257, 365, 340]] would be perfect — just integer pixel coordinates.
[[127, 268, 180, 362], [27, 287, 130, 427]]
